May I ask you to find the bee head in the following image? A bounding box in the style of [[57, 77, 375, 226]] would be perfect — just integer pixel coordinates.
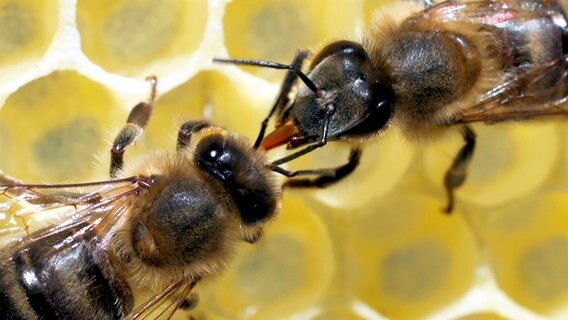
[[194, 133, 280, 225], [261, 40, 394, 150]]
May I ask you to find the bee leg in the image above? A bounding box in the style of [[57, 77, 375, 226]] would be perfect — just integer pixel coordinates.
[[275, 147, 362, 188], [443, 126, 476, 214], [269, 103, 336, 167], [176, 120, 211, 152], [253, 50, 310, 149], [110, 76, 158, 178]]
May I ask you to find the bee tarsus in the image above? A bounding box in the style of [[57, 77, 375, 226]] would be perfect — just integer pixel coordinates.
[[443, 126, 477, 214], [282, 148, 363, 189], [110, 76, 158, 179]]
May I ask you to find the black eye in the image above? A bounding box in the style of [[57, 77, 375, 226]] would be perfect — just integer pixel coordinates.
[[310, 40, 369, 69], [195, 135, 235, 182], [206, 146, 233, 168], [358, 73, 367, 82], [204, 145, 221, 161]]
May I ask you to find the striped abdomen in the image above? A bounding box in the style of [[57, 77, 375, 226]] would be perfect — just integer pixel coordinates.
[[0, 228, 133, 320]]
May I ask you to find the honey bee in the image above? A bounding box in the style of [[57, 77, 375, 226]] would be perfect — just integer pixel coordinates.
[[215, 0, 568, 213], [0, 76, 303, 319]]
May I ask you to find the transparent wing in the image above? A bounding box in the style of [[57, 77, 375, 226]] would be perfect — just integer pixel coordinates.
[[418, 0, 568, 124], [126, 280, 198, 320], [458, 54, 568, 123], [421, 0, 554, 24], [0, 176, 151, 255], [0, 176, 200, 320]]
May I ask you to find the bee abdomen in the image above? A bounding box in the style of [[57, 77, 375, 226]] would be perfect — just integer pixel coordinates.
[[0, 229, 132, 320], [506, 17, 565, 88]]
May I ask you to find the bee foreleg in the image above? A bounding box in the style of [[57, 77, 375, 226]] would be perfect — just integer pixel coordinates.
[[279, 147, 362, 188], [270, 103, 335, 166], [443, 126, 476, 214], [177, 120, 211, 152], [110, 76, 158, 178], [253, 50, 310, 149]]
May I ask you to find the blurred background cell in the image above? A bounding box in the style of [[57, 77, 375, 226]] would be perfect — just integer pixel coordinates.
[[0, 71, 122, 183], [0, 0, 57, 79], [345, 194, 478, 319], [77, 0, 208, 77], [223, 0, 359, 78], [484, 193, 568, 317]]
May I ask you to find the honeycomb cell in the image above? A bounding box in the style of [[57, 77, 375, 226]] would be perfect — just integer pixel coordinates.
[[285, 128, 414, 209], [77, 0, 208, 77], [0, 71, 123, 183], [34, 117, 100, 178], [346, 194, 478, 319], [223, 0, 359, 77], [200, 195, 334, 319], [520, 239, 568, 301], [484, 193, 568, 315], [0, 0, 57, 70], [381, 240, 450, 300], [423, 123, 558, 208]]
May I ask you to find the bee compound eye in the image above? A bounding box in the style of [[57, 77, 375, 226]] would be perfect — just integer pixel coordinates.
[[195, 135, 243, 183], [204, 143, 222, 162], [310, 40, 369, 69], [195, 135, 225, 165]]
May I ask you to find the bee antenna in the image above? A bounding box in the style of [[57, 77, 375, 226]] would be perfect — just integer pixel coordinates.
[[213, 58, 320, 94]]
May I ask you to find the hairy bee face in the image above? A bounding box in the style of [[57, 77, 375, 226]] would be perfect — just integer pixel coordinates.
[[290, 41, 394, 143], [194, 134, 279, 225]]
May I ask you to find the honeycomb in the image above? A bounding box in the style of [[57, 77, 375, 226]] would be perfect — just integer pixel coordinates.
[[0, 0, 567, 319]]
